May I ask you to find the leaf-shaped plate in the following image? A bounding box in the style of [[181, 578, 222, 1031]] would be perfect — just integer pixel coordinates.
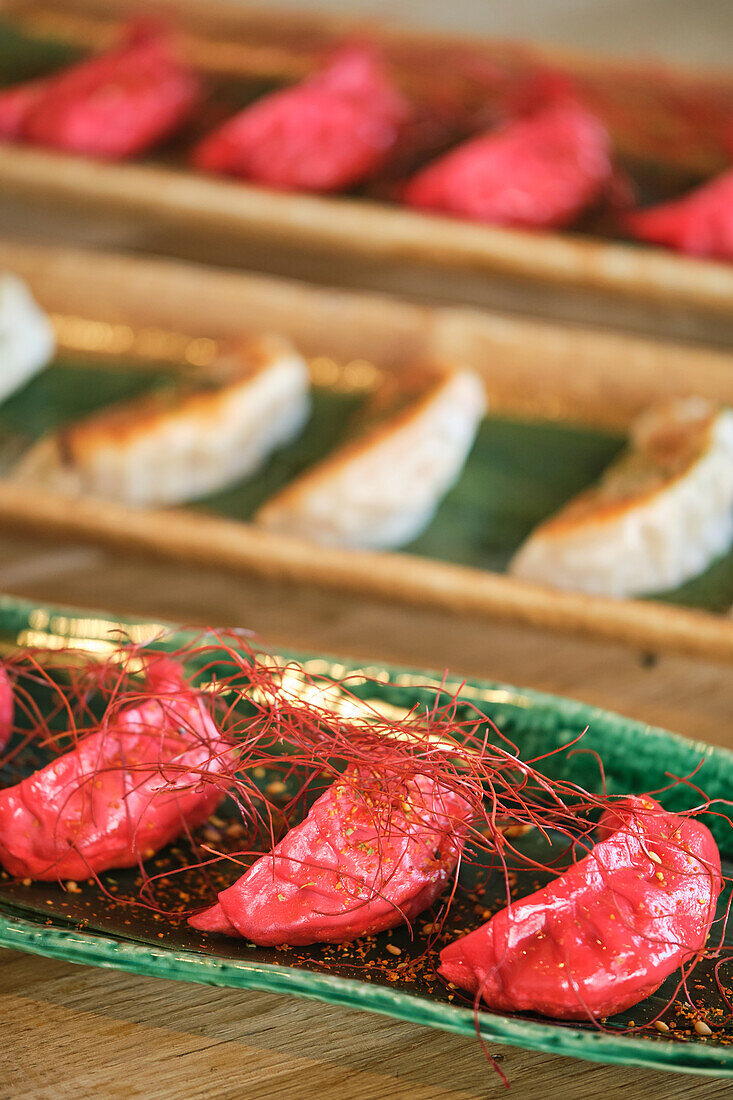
[[0, 594, 731, 1077]]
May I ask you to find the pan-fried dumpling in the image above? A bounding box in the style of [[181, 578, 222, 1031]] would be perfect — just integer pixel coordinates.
[[510, 398, 733, 597], [0, 273, 55, 404], [256, 363, 486, 548], [11, 334, 310, 506]]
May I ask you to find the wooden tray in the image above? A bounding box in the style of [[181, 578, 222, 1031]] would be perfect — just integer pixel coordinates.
[[1, 0, 733, 339], [0, 239, 731, 664]]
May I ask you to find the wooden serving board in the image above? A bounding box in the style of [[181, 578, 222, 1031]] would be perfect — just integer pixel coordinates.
[[0, 239, 731, 664], [0, 0, 733, 341]]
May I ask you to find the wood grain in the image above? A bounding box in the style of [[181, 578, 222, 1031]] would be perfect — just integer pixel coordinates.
[[2, 481, 733, 664], [3, 560, 728, 1070], [0, 240, 731, 663], [4, 948, 733, 1100], [3, 240, 731, 429], [0, 529, 732, 1097], [0, 144, 732, 324], [1, 0, 733, 322], [0, 532, 730, 744]]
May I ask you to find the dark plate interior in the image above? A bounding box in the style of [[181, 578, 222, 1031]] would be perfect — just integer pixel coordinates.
[[1, 827, 731, 1049], [0, 596, 732, 1076]]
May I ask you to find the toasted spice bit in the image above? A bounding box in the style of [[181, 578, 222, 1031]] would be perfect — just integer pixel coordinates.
[[21, 878, 32, 887], [654, 1020, 670, 1033], [695, 1020, 713, 1037], [385, 944, 402, 956]]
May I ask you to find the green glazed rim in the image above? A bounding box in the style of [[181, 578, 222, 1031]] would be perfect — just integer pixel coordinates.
[[0, 593, 731, 1078]]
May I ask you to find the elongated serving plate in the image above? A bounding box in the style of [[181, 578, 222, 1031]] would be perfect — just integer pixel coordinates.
[[0, 239, 732, 663], [1, 0, 733, 338], [0, 592, 732, 1077]]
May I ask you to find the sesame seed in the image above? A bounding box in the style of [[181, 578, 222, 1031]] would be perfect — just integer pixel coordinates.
[[654, 1021, 670, 1033], [385, 944, 402, 956], [694, 1020, 713, 1037]]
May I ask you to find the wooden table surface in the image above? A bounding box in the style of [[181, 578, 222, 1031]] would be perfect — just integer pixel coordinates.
[[1, 3, 732, 1092], [0, 531, 731, 1099]]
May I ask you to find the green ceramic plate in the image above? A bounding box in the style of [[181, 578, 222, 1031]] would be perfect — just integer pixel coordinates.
[[0, 593, 732, 1078], [1, 356, 732, 612]]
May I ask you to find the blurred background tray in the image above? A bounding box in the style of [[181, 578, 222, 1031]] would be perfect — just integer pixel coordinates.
[[0, 240, 731, 663], [1, 0, 733, 346]]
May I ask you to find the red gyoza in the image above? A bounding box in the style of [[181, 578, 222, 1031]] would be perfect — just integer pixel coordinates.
[[192, 47, 410, 192], [0, 20, 199, 158], [0, 657, 231, 880], [403, 99, 613, 229], [190, 771, 472, 944], [440, 796, 722, 1019], [0, 665, 12, 751], [624, 169, 733, 261]]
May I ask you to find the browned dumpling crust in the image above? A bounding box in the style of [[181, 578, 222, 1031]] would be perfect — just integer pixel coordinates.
[[256, 362, 486, 549], [12, 334, 310, 506], [510, 398, 733, 597]]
